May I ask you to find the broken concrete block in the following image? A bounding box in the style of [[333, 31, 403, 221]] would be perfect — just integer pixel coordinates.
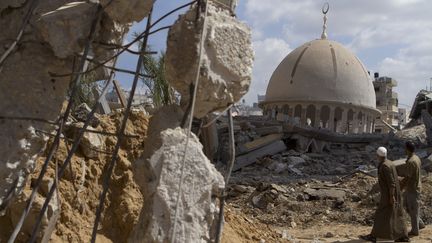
[[234, 140, 287, 171], [132, 105, 185, 199], [35, 2, 98, 58], [255, 126, 283, 136], [237, 133, 283, 155], [9, 182, 59, 241], [72, 103, 100, 127], [303, 188, 346, 202], [422, 155, 432, 172], [100, 0, 154, 24], [165, 2, 254, 118], [129, 128, 224, 242], [80, 128, 105, 159], [287, 156, 306, 166], [251, 190, 278, 210], [267, 161, 288, 174]]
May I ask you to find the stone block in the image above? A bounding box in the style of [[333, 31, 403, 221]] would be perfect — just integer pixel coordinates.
[[237, 133, 283, 155], [165, 2, 254, 118], [233, 140, 287, 171], [129, 128, 224, 242]]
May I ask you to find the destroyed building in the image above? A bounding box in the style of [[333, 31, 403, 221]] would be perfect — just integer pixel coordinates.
[[398, 107, 408, 128], [373, 73, 399, 133], [259, 17, 379, 134], [409, 89, 432, 123]]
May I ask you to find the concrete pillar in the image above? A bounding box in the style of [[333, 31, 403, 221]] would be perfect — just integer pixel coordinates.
[[366, 114, 372, 133], [300, 107, 307, 127], [328, 106, 335, 132], [351, 111, 358, 133], [341, 109, 348, 133], [361, 112, 367, 133], [314, 106, 321, 128]]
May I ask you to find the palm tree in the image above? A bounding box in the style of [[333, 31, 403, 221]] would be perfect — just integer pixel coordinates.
[[70, 63, 98, 109], [140, 51, 175, 108]]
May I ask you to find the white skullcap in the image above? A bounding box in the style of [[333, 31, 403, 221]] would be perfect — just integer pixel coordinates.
[[377, 147, 387, 157]]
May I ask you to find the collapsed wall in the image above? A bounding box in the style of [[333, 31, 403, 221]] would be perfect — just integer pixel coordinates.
[[165, 2, 254, 118], [0, 0, 152, 213]]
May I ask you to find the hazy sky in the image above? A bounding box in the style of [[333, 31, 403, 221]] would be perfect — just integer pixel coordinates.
[[116, 0, 432, 109]]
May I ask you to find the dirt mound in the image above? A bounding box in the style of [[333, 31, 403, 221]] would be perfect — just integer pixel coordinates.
[[222, 206, 283, 243], [0, 110, 149, 242]]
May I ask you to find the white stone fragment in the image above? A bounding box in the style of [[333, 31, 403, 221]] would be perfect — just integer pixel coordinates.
[[130, 127, 225, 243], [80, 128, 105, 159], [100, 0, 155, 24], [165, 2, 254, 118]]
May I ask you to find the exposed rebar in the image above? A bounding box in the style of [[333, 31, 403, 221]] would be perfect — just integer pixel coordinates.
[[90, 7, 154, 243], [170, 1, 209, 241]]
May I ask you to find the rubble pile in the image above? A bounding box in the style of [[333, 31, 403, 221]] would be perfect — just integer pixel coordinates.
[[224, 167, 432, 241], [214, 109, 432, 241], [0, 110, 149, 242]]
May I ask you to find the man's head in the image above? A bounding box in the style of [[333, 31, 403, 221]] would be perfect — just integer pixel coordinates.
[[405, 141, 415, 156], [376, 147, 387, 163]]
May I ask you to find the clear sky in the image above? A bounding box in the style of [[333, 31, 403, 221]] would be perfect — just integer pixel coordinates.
[[116, 0, 432, 110]]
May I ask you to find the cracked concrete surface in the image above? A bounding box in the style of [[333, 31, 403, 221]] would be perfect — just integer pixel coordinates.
[[130, 127, 224, 243], [165, 2, 254, 118]]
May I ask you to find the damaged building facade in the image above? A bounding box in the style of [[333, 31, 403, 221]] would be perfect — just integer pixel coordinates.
[[373, 73, 399, 133]]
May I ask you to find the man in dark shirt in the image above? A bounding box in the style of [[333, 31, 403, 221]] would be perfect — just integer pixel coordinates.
[[399, 141, 424, 236]]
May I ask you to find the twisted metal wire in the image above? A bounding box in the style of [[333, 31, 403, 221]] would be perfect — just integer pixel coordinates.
[[27, 4, 106, 242], [215, 107, 235, 243], [0, 0, 41, 72], [89, 8, 154, 243]]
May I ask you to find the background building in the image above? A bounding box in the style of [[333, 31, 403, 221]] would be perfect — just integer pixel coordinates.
[[398, 108, 409, 128], [373, 73, 399, 133]]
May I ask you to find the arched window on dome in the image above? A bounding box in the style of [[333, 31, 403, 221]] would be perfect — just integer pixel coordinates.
[[283, 105, 289, 114]]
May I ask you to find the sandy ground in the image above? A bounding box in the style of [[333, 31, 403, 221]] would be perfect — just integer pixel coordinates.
[[287, 224, 432, 243], [223, 217, 432, 243]]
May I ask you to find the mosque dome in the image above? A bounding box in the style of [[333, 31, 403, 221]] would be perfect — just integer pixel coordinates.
[[264, 39, 376, 110], [261, 4, 379, 134]]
